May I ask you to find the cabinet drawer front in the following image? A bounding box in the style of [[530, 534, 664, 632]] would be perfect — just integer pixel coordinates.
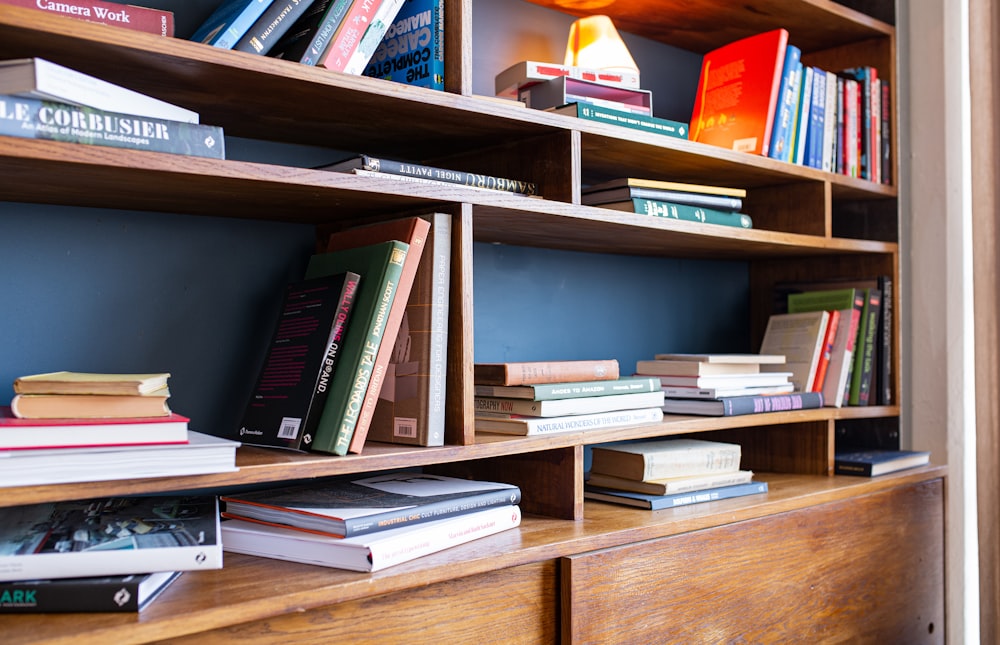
[[563, 480, 944, 644]]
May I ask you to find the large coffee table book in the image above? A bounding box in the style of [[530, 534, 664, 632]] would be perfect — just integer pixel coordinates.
[[0, 1, 941, 642]]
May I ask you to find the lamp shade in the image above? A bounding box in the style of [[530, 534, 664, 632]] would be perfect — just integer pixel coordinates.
[[564, 15, 639, 74]]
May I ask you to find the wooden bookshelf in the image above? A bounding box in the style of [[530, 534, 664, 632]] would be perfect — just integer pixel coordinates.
[[0, 1, 943, 642]]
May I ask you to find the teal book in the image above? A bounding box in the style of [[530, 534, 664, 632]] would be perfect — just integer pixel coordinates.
[[305, 240, 409, 455], [552, 102, 688, 139], [602, 197, 753, 229]]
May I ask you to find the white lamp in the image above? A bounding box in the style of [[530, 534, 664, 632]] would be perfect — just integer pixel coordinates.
[[563, 15, 639, 75]]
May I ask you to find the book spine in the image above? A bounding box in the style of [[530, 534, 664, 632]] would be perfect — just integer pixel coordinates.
[[878, 275, 893, 405], [854, 289, 882, 406], [343, 486, 522, 537], [821, 70, 837, 172], [474, 377, 660, 401], [720, 391, 824, 416], [881, 80, 892, 184], [848, 288, 881, 405], [363, 0, 445, 89], [0, 95, 225, 159], [3, 0, 174, 36], [479, 407, 663, 436], [629, 198, 753, 229], [646, 482, 768, 510], [0, 573, 177, 612], [619, 187, 742, 211], [767, 45, 801, 160], [353, 154, 537, 196], [192, 0, 274, 48], [320, 0, 383, 72], [805, 66, 826, 169], [367, 505, 521, 571], [234, 0, 317, 55], [835, 76, 844, 174], [834, 462, 874, 476], [475, 359, 620, 386], [342, 0, 405, 75], [811, 309, 839, 392], [560, 102, 688, 139], [791, 65, 813, 165], [298, 0, 355, 65]]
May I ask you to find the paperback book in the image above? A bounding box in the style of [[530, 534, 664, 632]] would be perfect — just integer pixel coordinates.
[[190, 0, 275, 49], [474, 376, 660, 401], [1, 0, 174, 36], [10, 390, 171, 419], [660, 384, 795, 399], [585, 469, 754, 496], [0, 407, 189, 450], [0, 571, 180, 613], [584, 178, 746, 199], [342, 0, 408, 77], [233, 0, 317, 56], [551, 102, 688, 139], [0, 94, 225, 159], [834, 449, 930, 477], [319, 154, 537, 196], [13, 371, 170, 396], [584, 481, 768, 510], [234, 272, 360, 452], [318, 0, 390, 73], [220, 473, 521, 538], [642, 372, 793, 390], [0, 496, 222, 582], [582, 185, 743, 212], [661, 391, 824, 417], [758, 310, 830, 393], [474, 359, 619, 386], [363, 0, 445, 90], [222, 504, 521, 572], [599, 198, 753, 229], [590, 438, 742, 481], [265, 0, 353, 65], [475, 406, 663, 437], [494, 59, 641, 99], [474, 390, 664, 417], [518, 76, 653, 115]]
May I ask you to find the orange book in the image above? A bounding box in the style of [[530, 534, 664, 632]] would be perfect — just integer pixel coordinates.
[[689, 28, 789, 156], [811, 309, 841, 393]]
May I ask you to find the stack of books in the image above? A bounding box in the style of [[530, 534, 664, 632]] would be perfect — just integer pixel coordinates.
[[0, 495, 223, 613], [190, 0, 410, 77], [472, 359, 665, 436], [0, 57, 224, 159], [582, 177, 753, 229], [220, 473, 523, 572], [584, 438, 768, 509], [1, 371, 239, 487], [636, 353, 823, 417]]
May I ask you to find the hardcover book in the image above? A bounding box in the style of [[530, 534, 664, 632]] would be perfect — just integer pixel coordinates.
[[599, 198, 753, 229], [235, 272, 360, 451], [0, 58, 198, 123], [474, 389, 665, 418], [220, 473, 521, 538], [10, 390, 171, 419], [767, 44, 801, 161], [641, 372, 793, 390], [221, 504, 521, 572], [0, 496, 222, 582], [0, 430, 238, 488], [582, 185, 743, 212], [584, 481, 768, 510], [689, 28, 789, 155], [0, 407, 189, 450], [233, 0, 317, 55], [758, 310, 830, 392], [13, 371, 170, 395], [323, 215, 434, 451], [585, 469, 754, 496], [551, 102, 688, 139], [190, 0, 275, 49], [583, 178, 746, 199], [304, 240, 409, 455], [494, 59, 641, 99], [661, 391, 824, 417], [0, 94, 225, 159], [518, 75, 653, 115], [589, 438, 742, 481], [0, 571, 180, 613], [834, 449, 930, 477], [848, 288, 882, 406], [474, 406, 663, 437], [320, 154, 537, 196], [474, 359, 619, 386], [660, 384, 795, 399], [0, 0, 174, 36], [474, 376, 660, 401]]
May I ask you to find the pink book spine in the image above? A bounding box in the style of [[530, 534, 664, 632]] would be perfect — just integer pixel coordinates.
[[320, 0, 382, 73]]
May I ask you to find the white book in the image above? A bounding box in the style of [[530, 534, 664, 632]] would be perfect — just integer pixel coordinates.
[[651, 353, 785, 364], [494, 60, 641, 99], [642, 372, 793, 389], [474, 390, 665, 417], [586, 469, 754, 496], [821, 69, 838, 172], [475, 406, 663, 436], [0, 58, 199, 123], [221, 504, 521, 572], [342, 0, 407, 76], [0, 431, 239, 487], [660, 383, 796, 399], [0, 496, 222, 582], [758, 310, 830, 392]]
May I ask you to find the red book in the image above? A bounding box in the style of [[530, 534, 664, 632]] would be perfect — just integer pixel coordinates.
[[811, 309, 840, 393], [324, 215, 431, 454], [0, 0, 174, 37], [0, 407, 189, 450], [688, 28, 788, 156], [319, 0, 384, 73]]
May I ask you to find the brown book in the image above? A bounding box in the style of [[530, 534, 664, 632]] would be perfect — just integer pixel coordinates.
[[474, 359, 620, 386], [13, 371, 170, 396], [324, 215, 432, 454], [10, 389, 171, 419]]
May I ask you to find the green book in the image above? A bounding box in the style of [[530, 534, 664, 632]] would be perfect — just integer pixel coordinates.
[[305, 240, 409, 455], [787, 288, 858, 313], [603, 197, 753, 229], [551, 102, 688, 139], [848, 288, 882, 406]]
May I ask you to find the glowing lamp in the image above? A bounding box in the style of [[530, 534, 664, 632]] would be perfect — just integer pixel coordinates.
[[563, 15, 639, 75]]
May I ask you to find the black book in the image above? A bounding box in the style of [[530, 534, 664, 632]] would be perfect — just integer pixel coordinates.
[[235, 272, 360, 451], [233, 0, 318, 55], [0, 572, 180, 613]]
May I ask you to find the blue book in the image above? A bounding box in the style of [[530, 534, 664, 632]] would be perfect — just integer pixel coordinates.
[[805, 66, 827, 169], [190, 0, 275, 49], [584, 481, 769, 510], [791, 65, 814, 165], [767, 45, 801, 161], [834, 449, 930, 477], [364, 0, 445, 90]]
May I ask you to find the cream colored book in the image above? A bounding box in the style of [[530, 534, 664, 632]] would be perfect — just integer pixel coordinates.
[[13, 371, 171, 396]]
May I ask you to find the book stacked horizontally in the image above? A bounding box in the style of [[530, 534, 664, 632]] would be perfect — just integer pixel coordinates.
[[473, 359, 665, 436], [220, 473, 523, 572], [584, 438, 768, 510], [1, 371, 239, 487], [583, 178, 753, 230], [0, 495, 223, 613], [0, 57, 224, 159], [636, 353, 823, 417]]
